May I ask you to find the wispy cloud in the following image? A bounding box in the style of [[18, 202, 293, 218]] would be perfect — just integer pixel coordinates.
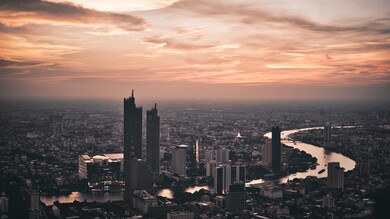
[[0, 0, 149, 31]]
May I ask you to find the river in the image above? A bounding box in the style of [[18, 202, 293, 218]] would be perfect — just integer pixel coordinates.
[[41, 126, 356, 205]]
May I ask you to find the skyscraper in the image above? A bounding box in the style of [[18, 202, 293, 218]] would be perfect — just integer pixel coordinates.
[[123, 90, 143, 203], [171, 145, 188, 177], [231, 163, 246, 183], [272, 126, 281, 172], [324, 122, 331, 145], [226, 182, 246, 212], [327, 162, 344, 191], [147, 103, 160, 174], [195, 138, 199, 163], [216, 148, 230, 163], [261, 139, 272, 166], [214, 163, 231, 194]]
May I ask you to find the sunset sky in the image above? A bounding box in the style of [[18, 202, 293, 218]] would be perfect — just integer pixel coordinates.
[[0, 0, 389, 102]]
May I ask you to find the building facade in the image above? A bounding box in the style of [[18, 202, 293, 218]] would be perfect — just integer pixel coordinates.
[[272, 126, 281, 172], [327, 162, 344, 191], [124, 90, 143, 202], [262, 139, 272, 166], [146, 104, 160, 174], [171, 145, 188, 177]]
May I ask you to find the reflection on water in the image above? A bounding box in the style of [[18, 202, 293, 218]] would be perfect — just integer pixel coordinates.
[[156, 185, 211, 199], [41, 127, 356, 205], [249, 126, 356, 185], [40, 192, 123, 206]]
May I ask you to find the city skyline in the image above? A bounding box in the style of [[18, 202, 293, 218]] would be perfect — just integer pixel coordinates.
[[0, 0, 389, 102]]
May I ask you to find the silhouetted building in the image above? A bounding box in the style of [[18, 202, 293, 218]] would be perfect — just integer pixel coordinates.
[[147, 103, 160, 174], [261, 139, 272, 166], [131, 159, 153, 192], [272, 126, 281, 172], [124, 90, 143, 203], [327, 162, 344, 191], [214, 163, 231, 194], [360, 161, 371, 177], [323, 194, 335, 208], [231, 163, 246, 183], [171, 145, 188, 177], [324, 122, 331, 145], [0, 193, 8, 216], [226, 183, 246, 211], [133, 190, 157, 214]]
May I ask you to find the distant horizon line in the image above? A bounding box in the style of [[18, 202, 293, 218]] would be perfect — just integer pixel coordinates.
[[0, 96, 389, 106]]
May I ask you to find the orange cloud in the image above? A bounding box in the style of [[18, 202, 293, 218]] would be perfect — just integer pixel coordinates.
[[0, 0, 149, 31]]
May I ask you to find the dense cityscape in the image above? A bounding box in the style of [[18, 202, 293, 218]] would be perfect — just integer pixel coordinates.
[[0, 95, 389, 218]]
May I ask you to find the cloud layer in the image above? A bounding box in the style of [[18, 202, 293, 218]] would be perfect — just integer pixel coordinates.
[[0, 0, 389, 101]]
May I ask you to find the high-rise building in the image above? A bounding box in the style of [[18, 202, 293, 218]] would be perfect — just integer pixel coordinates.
[[131, 159, 152, 192], [324, 122, 331, 145], [171, 145, 188, 177], [359, 161, 371, 177], [323, 194, 335, 208], [147, 103, 160, 174], [204, 148, 215, 163], [124, 90, 143, 203], [0, 193, 8, 215], [78, 154, 121, 190], [261, 139, 272, 166], [214, 163, 231, 194], [216, 148, 229, 163], [195, 139, 199, 163], [327, 162, 344, 191], [231, 163, 246, 183], [272, 126, 281, 172], [226, 182, 246, 211]]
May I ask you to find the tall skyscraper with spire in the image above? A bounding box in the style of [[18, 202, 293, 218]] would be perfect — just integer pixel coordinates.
[[146, 103, 160, 174], [272, 126, 281, 172], [123, 90, 143, 203]]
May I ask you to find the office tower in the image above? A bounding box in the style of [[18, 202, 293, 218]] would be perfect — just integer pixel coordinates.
[[226, 182, 246, 212], [204, 148, 215, 163], [272, 126, 281, 172], [324, 122, 331, 145], [24, 188, 39, 211], [147, 103, 160, 174], [323, 194, 335, 208], [124, 90, 143, 203], [205, 160, 217, 177], [231, 163, 246, 183], [214, 163, 231, 194], [133, 190, 157, 214], [359, 162, 371, 177], [327, 162, 344, 191], [131, 159, 152, 193], [216, 148, 229, 163], [0, 193, 8, 215], [171, 145, 188, 177], [195, 139, 199, 163], [261, 139, 272, 166]]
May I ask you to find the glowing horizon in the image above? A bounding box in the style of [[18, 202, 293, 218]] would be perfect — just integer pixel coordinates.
[[0, 0, 389, 101]]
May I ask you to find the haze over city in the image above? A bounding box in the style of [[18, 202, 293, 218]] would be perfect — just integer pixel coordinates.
[[1, 0, 389, 101]]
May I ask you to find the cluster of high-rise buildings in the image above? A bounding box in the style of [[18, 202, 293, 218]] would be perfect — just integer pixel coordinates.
[[123, 90, 160, 204], [261, 126, 282, 172]]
